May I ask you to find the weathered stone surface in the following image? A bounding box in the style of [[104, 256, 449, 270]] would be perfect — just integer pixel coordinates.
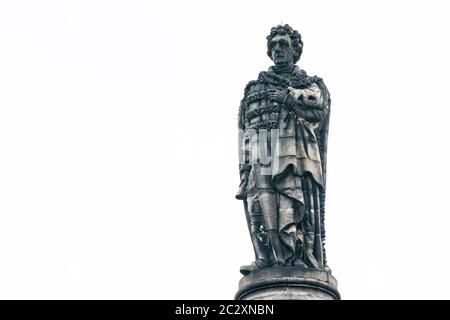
[[235, 24, 339, 300], [241, 287, 335, 300], [236, 266, 340, 300]]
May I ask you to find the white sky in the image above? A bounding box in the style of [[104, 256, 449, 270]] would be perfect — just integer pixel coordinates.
[[1, 0, 450, 299]]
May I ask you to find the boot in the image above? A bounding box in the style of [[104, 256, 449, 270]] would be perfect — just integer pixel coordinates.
[[251, 232, 270, 267], [240, 232, 270, 276]]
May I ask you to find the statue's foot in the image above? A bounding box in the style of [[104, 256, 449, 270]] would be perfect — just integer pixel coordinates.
[[271, 258, 286, 267], [239, 263, 257, 276], [240, 259, 269, 276], [293, 259, 308, 268]]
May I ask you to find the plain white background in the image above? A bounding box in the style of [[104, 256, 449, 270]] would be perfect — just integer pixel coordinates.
[[1, 0, 449, 299]]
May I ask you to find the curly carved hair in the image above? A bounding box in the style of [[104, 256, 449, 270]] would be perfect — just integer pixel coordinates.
[[266, 24, 303, 63]]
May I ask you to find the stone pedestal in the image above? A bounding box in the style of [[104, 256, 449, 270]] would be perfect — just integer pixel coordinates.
[[235, 266, 340, 300]]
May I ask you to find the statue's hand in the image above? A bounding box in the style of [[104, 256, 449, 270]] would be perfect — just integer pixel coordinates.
[[299, 93, 320, 107], [267, 89, 287, 104], [289, 84, 323, 108]]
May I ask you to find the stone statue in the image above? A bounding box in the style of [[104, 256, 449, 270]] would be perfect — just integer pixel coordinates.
[[235, 24, 339, 300]]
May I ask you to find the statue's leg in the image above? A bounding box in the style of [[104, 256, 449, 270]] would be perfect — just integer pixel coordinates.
[[248, 200, 270, 267], [240, 198, 271, 275], [240, 170, 270, 275], [255, 167, 285, 266]]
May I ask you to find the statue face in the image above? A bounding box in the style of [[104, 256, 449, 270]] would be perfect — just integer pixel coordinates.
[[269, 34, 294, 65]]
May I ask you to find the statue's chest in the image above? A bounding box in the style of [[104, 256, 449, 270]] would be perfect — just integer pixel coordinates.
[[244, 82, 284, 129]]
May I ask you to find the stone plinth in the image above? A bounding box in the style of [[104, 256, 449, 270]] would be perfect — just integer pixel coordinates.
[[235, 266, 340, 300]]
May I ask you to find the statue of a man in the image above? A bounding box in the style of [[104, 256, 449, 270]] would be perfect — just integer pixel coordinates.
[[236, 24, 331, 275]]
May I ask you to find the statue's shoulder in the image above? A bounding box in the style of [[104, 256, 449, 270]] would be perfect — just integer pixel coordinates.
[[295, 68, 308, 78], [293, 67, 325, 88], [242, 72, 266, 97], [244, 78, 260, 90]]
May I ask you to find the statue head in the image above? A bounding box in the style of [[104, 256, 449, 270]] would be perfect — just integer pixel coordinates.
[[266, 24, 303, 65]]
